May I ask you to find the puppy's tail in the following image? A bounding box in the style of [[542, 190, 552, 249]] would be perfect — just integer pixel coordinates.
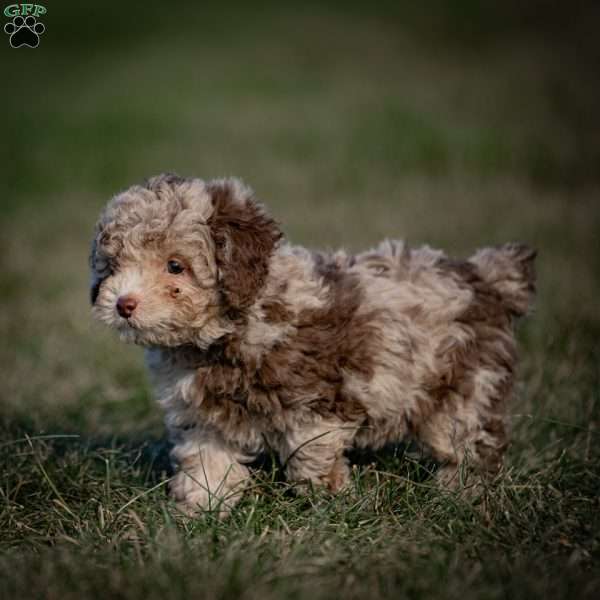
[[470, 243, 537, 317]]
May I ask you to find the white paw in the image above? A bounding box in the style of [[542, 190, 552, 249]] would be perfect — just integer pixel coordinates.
[[169, 466, 247, 518]]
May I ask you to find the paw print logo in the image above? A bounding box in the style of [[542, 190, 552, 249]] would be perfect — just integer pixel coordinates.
[[4, 15, 45, 48]]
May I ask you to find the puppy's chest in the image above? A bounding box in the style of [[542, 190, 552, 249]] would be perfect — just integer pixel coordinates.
[[144, 349, 203, 428]]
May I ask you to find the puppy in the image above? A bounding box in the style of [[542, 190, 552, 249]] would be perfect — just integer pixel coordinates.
[[90, 173, 536, 515]]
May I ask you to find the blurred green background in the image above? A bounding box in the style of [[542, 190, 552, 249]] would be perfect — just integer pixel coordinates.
[[0, 2, 599, 597], [1, 0, 599, 432], [2, 0, 599, 433]]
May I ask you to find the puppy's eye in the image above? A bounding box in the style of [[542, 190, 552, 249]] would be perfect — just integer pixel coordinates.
[[167, 259, 185, 275]]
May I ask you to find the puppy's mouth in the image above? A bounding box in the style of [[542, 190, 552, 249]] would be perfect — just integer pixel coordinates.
[[116, 319, 144, 344], [115, 316, 144, 339], [118, 317, 139, 329]]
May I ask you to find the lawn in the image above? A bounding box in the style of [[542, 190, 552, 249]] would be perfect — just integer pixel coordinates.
[[1, 2, 599, 598]]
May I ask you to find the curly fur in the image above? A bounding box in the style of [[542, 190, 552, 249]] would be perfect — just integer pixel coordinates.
[[90, 174, 536, 515]]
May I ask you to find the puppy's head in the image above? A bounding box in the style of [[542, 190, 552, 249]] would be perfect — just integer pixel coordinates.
[[90, 174, 281, 347]]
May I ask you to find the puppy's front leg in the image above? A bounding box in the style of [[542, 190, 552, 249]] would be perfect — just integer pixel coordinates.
[[169, 426, 251, 518]]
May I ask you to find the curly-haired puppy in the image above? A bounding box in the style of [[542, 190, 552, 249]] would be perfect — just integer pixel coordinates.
[[90, 174, 536, 516]]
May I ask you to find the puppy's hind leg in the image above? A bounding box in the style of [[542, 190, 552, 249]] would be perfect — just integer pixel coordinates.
[[417, 403, 508, 490]]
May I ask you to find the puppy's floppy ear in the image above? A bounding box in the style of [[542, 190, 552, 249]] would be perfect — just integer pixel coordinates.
[[207, 179, 282, 312]]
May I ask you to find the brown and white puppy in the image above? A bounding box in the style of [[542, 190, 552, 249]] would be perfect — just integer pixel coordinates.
[[90, 173, 536, 516]]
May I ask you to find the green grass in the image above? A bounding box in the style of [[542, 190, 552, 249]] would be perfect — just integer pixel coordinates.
[[1, 2, 599, 598]]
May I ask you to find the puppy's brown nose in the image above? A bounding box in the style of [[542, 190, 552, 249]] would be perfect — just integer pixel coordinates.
[[116, 295, 138, 319]]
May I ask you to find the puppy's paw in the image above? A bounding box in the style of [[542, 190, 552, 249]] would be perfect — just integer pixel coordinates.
[[320, 456, 351, 492], [169, 466, 246, 519], [174, 502, 231, 520], [170, 472, 215, 516], [288, 457, 351, 496], [434, 464, 491, 501]]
